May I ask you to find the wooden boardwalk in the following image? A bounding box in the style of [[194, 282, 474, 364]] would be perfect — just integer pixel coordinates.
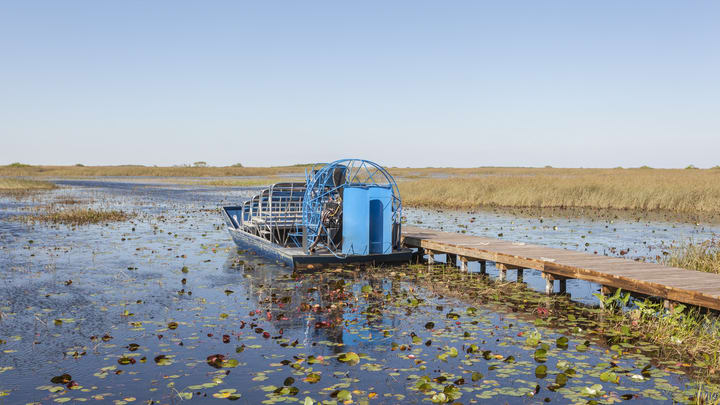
[[401, 226, 720, 311]]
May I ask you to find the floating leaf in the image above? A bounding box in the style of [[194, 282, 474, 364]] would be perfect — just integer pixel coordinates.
[[337, 352, 360, 365], [336, 390, 352, 401], [304, 373, 321, 384], [535, 365, 548, 378], [533, 348, 547, 362], [600, 371, 619, 384], [51, 374, 72, 384]]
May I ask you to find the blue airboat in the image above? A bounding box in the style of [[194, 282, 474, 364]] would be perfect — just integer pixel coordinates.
[[221, 159, 413, 269]]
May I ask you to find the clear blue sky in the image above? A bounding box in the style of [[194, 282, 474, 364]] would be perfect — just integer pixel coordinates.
[[1, 1, 718, 168]]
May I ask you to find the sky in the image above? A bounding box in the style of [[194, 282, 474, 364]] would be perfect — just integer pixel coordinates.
[[1, 1, 718, 168]]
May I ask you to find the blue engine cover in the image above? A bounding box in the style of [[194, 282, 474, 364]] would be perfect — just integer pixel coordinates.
[[342, 185, 392, 255]]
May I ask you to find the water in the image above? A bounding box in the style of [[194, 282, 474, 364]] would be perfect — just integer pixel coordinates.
[[0, 179, 717, 404]]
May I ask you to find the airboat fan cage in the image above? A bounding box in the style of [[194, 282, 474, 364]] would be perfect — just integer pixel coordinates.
[[301, 159, 402, 256]]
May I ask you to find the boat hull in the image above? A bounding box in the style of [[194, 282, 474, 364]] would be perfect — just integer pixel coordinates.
[[226, 226, 412, 270]]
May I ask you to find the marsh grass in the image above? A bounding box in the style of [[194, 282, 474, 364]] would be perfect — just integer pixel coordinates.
[[692, 383, 720, 405], [661, 239, 720, 274], [398, 167, 720, 216], [0, 178, 56, 191], [21, 208, 132, 225], [621, 300, 720, 378]]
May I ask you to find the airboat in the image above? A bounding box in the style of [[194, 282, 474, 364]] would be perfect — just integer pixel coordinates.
[[221, 159, 413, 270]]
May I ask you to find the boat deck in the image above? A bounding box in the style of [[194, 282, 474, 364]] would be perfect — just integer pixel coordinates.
[[401, 226, 720, 311]]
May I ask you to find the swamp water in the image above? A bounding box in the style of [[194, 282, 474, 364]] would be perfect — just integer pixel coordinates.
[[1, 179, 719, 405]]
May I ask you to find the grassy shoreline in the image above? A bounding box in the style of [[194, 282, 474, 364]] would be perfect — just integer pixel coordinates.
[[4, 164, 720, 218]]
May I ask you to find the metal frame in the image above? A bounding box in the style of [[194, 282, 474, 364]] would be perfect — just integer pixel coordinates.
[[301, 159, 402, 256], [237, 182, 306, 247]]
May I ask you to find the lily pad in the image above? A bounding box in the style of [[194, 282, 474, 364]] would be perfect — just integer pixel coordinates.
[[337, 352, 360, 365]]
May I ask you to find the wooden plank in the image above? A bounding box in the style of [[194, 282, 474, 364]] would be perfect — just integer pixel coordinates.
[[402, 226, 720, 311]]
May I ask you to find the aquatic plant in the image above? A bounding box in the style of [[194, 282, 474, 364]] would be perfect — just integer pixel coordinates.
[[53, 196, 88, 205], [692, 383, 720, 405], [593, 287, 631, 311], [405, 263, 720, 383], [616, 299, 720, 380], [20, 208, 132, 225]]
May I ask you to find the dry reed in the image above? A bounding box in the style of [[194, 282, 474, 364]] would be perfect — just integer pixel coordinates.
[[398, 168, 720, 215]]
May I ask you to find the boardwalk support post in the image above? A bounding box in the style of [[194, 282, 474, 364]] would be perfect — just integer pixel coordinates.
[[517, 268, 524, 283], [446, 253, 457, 267], [427, 250, 435, 265], [415, 247, 425, 264], [542, 272, 554, 295], [401, 225, 720, 313], [459, 256, 468, 272], [559, 278, 567, 294], [497, 263, 508, 282]]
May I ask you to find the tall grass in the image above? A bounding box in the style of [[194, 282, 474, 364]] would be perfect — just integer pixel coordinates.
[[0, 178, 56, 191], [662, 239, 720, 274], [398, 168, 720, 215]]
